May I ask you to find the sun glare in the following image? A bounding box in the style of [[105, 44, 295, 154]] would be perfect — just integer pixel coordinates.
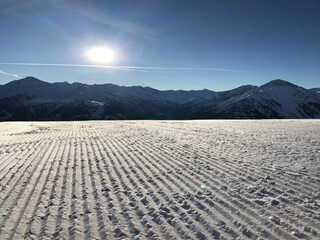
[[86, 46, 115, 64]]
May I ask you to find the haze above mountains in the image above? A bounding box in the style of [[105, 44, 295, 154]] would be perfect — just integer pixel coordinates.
[[0, 77, 319, 120]]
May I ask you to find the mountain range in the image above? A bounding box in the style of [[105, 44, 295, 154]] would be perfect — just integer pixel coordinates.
[[0, 77, 319, 120]]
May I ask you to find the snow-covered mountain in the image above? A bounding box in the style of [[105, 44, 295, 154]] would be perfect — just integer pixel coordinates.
[[310, 88, 320, 94], [0, 77, 215, 104], [0, 77, 319, 120], [182, 80, 320, 119]]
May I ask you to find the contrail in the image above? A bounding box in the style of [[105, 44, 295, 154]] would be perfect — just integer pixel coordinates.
[[0, 62, 263, 74], [0, 70, 20, 78]]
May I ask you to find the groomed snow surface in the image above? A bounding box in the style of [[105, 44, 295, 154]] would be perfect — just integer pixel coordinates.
[[0, 120, 319, 240]]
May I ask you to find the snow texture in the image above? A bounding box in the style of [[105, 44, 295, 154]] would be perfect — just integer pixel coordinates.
[[0, 120, 319, 239]]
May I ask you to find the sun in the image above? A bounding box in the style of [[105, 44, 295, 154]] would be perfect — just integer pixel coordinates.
[[86, 46, 115, 64]]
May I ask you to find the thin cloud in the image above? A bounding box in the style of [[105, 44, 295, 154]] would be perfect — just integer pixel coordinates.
[[69, 7, 160, 39], [91, 15, 160, 37], [0, 70, 20, 78], [0, 62, 263, 74]]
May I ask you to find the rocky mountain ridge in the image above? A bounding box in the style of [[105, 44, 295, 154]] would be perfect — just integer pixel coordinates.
[[0, 77, 319, 120]]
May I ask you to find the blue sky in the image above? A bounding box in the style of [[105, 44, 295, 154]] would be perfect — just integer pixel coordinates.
[[0, 0, 319, 90]]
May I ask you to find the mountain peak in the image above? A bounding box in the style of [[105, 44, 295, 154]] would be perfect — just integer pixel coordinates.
[[20, 76, 44, 83], [5, 76, 48, 87], [261, 79, 298, 88], [0, 77, 319, 120]]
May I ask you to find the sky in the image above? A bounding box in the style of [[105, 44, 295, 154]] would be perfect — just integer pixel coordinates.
[[0, 0, 319, 90]]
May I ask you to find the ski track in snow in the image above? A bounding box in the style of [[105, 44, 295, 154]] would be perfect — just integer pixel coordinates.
[[0, 120, 319, 240]]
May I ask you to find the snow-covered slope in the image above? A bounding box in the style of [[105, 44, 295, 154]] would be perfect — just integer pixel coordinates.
[[176, 80, 320, 119], [1, 120, 319, 239], [217, 80, 320, 118], [251, 80, 320, 118], [310, 87, 320, 94], [0, 77, 319, 120]]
